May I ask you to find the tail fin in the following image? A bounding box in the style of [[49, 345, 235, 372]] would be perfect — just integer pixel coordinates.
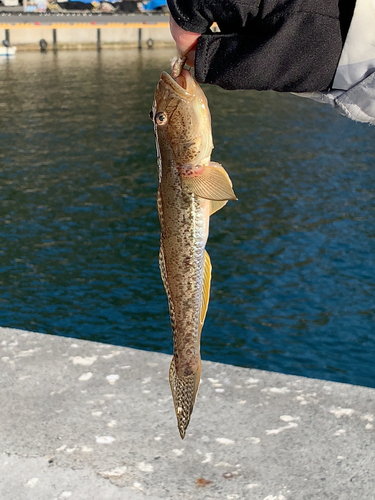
[[169, 356, 201, 439]]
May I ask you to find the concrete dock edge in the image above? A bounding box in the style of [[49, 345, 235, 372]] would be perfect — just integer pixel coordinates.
[[0, 326, 374, 499], [0, 13, 174, 50]]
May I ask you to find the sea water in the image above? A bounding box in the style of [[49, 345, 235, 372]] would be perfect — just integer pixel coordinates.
[[0, 49, 374, 387]]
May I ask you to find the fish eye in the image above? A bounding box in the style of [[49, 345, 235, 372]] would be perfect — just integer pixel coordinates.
[[155, 112, 168, 126], [149, 110, 153, 120]]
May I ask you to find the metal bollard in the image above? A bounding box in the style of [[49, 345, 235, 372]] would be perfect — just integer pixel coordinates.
[[97, 28, 101, 51], [53, 29, 57, 51]]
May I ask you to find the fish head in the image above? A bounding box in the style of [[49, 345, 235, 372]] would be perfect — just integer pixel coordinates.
[[152, 69, 213, 166]]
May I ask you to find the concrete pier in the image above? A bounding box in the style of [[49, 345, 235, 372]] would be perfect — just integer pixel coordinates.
[[0, 326, 374, 499], [0, 13, 172, 50]]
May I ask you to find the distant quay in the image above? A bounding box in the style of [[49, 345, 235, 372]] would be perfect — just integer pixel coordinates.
[[0, 12, 173, 50]]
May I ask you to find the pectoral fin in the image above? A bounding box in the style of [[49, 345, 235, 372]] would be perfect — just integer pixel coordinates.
[[209, 200, 228, 215], [181, 161, 237, 201]]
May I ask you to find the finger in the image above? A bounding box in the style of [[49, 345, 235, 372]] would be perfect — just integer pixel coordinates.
[[184, 48, 196, 68], [169, 16, 200, 58]]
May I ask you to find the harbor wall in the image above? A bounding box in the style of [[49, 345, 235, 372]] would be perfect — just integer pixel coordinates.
[[1, 22, 173, 50]]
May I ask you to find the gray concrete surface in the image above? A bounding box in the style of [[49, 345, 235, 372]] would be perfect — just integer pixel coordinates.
[[0, 326, 374, 500]]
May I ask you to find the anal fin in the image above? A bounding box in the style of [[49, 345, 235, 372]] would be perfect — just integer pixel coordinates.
[[199, 250, 212, 333]]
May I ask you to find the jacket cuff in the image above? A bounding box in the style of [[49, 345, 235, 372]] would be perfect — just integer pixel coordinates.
[[167, 0, 261, 34], [194, 15, 343, 93], [166, 0, 213, 33]]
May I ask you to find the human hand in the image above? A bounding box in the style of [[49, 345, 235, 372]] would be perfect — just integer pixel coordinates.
[[169, 16, 200, 67]]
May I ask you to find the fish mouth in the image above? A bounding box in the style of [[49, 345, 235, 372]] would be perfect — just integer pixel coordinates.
[[160, 70, 195, 100]]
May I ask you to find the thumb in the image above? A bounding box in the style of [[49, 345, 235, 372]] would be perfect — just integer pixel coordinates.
[[170, 16, 200, 65]]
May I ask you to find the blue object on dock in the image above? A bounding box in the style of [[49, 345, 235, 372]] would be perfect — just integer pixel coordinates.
[[142, 0, 167, 11]]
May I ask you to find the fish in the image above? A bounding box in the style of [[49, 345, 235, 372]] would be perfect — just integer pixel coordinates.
[[151, 64, 236, 439]]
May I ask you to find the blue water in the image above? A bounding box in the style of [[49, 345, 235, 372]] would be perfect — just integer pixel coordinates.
[[0, 49, 374, 387]]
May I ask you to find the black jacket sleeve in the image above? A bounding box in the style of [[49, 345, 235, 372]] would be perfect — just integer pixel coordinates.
[[167, 0, 356, 93]]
